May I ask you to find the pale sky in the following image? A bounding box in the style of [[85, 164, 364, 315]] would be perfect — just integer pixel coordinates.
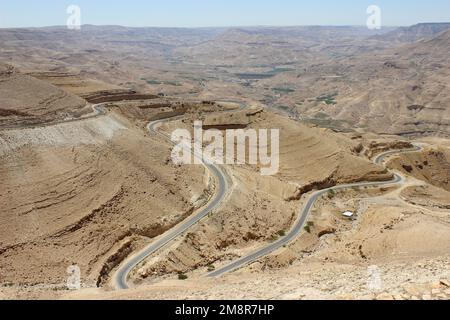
[[0, 0, 449, 28]]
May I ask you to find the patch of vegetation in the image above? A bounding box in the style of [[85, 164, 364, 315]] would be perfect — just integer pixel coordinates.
[[314, 112, 330, 120], [207, 265, 216, 272], [270, 67, 295, 74], [304, 225, 311, 233], [327, 189, 336, 199], [307, 221, 314, 227], [277, 105, 291, 111], [235, 73, 275, 80], [178, 272, 188, 280], [181, 75, 208, 82], [269, 234, 279, 242], [316, 93, 338, 105], [143, 79, 183, 86], [277, 230, 286, 237], [272, 87, 295, 94], [235, 67, 294, 80], [165, 81, 182, 86], [146, 80, 162, 85]]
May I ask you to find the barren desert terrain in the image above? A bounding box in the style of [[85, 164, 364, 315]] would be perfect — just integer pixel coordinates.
[[0, 23, 449, 300]]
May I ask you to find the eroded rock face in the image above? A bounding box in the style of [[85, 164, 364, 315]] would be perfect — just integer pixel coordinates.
[[0, 110, 207, 287], [83, 90, 159, 104], [388, 147, 450, 191], [0, 63, 87, 127], [318, 227, 336, 238], [364, 141, 413, 159], [293, 30, 450, 137], [401, 185, 450, 209], [203, 110, 251, 130]]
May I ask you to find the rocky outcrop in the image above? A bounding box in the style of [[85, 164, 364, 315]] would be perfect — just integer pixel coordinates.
[[83, 90, 159, 103], [0, 67, 87, 127], [388, 147, 450, 191], [96, 240, 134, 287]]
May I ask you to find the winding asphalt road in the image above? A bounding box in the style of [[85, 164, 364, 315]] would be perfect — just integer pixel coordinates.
[[207, 144, 422, 278], [113, 116, 229, 290], [2, 96, 426, 289], [373, 145, 422, 165], [105, 99, 421, 286]]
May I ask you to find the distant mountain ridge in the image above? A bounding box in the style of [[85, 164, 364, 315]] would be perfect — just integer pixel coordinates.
[[373, 22, 450, 42]]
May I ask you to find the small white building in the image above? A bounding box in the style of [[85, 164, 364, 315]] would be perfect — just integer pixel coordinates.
[[342, 211, 355, 218]]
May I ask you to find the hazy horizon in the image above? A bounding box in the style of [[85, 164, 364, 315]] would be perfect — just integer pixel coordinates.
[[4, 22, 450, 30], [0, 23, 413, 30], [1, 0, 449, 28]]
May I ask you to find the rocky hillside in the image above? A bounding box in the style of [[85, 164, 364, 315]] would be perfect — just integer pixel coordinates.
[[373, 23, 450, 42], [0, 63, 87, 127], [291, 29, 450, 137]]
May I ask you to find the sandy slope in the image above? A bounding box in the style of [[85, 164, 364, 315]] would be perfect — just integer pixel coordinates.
[[122, 108, 393, 287], [0, 109, 207, 288], [0, 63, 87, 127]]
